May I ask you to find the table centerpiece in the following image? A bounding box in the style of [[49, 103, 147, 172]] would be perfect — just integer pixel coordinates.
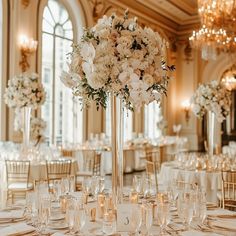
[[4, 73, 46, 156], [191, 80, 231, 156], [61, 10, 174, 202]]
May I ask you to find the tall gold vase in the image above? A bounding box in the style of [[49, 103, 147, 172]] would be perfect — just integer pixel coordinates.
[[111, 95, 124, 204]]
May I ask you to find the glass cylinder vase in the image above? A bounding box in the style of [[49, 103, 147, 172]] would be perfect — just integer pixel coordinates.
[[207, 111, 215, 157], [111, 95, 124, 204], [21, 106, 32, 156]]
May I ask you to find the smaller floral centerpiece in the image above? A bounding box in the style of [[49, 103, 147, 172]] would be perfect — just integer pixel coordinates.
[[191, 80, 231, 122], [4, 73, 46, 109], [30, 117, 46, 146]]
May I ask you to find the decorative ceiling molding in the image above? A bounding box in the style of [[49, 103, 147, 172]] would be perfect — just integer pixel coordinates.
[[88, 0, 201, 44]]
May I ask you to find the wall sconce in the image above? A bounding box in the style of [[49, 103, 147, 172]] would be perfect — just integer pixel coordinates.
[[19, 35, 38, 72], [181, 100, 191, 123]]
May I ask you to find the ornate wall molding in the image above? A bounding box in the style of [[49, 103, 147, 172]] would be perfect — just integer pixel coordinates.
[[21, 0, 30, 8]]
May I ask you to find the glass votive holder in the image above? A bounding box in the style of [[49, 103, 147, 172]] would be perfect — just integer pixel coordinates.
[[102, 210, 116, 235], [97, 193, 106, 218], [59, 194, 73, 214]]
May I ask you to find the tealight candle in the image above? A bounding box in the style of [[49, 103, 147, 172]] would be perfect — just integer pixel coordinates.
[[129, 191, 139, 204], [90, 208, 96, 222], [59, 196, 66, 213]]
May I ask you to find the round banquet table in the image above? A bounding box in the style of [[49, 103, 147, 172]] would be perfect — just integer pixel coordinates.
[[0, 158, 78, 207], [159, 161, 221, 204]]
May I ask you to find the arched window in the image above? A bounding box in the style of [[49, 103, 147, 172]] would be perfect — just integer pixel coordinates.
[[41, 0, 83, 145], [144, 102, 162, 139], [105, 98, 133, 142]]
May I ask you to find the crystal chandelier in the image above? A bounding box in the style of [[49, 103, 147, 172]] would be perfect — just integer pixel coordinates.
[[189, 0, 236, 60]]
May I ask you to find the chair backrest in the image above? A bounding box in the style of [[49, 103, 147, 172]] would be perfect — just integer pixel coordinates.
[[46, 160, 72, 181], [82, 150, 101, 176], [61, 149, 73, 157], [93, 152, 101, 176], [5, 160, 30, 187], [145, 148, 161, 173], [221, 170, 236, 209]]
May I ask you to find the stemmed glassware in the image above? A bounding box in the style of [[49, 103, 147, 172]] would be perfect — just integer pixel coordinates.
[[144, 203, 153, 235], [133, 175, 143, 195], [177, 192, 193, 230], [130, 205, 142, 235], [157, 201, 170, 235], [74, 204, 86, 235], [66, 198, 76, 235], [38, 195, 51, 235]]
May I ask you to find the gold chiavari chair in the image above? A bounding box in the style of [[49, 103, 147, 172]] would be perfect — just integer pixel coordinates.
[[61, 148, 73, 158], [221, 170, 236, 210], [144, 147, 161, 193], [75, 150, 102, 191], [46, 160, 72, 187], [5, 160, 33, 204]]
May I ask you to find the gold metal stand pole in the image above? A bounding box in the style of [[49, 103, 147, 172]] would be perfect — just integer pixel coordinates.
[[111, 95, 123, 204]]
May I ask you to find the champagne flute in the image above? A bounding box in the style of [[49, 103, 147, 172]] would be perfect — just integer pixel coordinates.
[[66, 199, 76, 235], [177, 195, 193, 230], [130, 205, 142, 235], [133, 175, 143, 194], [145, 204, 153, 235], [157, 202, 170, 235], [74, 204, 86, 235]]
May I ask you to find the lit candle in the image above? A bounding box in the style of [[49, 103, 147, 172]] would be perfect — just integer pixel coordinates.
[[60, 196, 67, 213], [129, 191, 139, 204], [97, 193, 106, 218]]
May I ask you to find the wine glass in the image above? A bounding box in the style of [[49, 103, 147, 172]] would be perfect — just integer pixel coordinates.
[[98, 177, 105, 193], [177, 193, 193, 230], [61, 177, 70, 194], [66, 199, 76, 235], [144, 204, 153, 235], [157, 202, 170, 235], [91, 176, 99, 199], [38, 196, 51, 234], [82, 177, 91, 195], [133, 175, 143, 194], [74, 204, 86, 235], [130, 205, 142, 235]]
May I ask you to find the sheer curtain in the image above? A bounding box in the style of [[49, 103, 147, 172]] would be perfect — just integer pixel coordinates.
[[144, 102, 162, 139]]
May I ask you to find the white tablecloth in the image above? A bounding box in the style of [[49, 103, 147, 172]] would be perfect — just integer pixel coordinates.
[[159, 161, 221, 204]]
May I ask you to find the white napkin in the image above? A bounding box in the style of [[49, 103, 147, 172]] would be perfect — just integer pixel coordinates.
[[210, 219, 236, 231], [51, 233, 65, 236], [181, 230, 221, 236], [0, 222, 35, 236], [0, 210, 24, 220], [207, 209, 235, 216]]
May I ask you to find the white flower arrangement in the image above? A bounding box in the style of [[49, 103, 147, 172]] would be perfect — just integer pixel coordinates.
[[4, 73, 46, 109], [30, 117, 46, 145], [191, 80, 231, 122], [61, 11, 174, 110]]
